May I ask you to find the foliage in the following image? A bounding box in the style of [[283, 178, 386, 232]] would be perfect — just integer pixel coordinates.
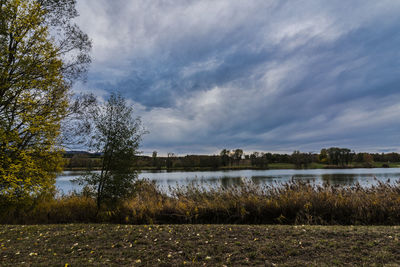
[[0, 0, 91, 202], [291, 150, 313, 169], [131, 148, 400, 171], [232, 149, 243, 165], [75, 93, 144, 210], [219, 149, 230, 166], [325, 147, 353, 166], [66, 153, 101, 169], [249, 152, 268, 168]]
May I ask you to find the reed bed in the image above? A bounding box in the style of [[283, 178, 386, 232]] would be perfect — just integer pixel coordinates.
[[1, 179, 400, 225]]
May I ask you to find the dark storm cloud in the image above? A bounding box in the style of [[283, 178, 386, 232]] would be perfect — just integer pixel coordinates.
[[75, 0, 400, 154]]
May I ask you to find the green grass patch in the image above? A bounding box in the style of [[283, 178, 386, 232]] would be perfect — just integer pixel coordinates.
[[373, 162, 400, 168], [267, 163, 296, 169]]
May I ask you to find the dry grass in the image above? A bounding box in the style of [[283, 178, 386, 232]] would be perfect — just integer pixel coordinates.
[[121, 179, 400, 225], [1, 179, 400, 225]]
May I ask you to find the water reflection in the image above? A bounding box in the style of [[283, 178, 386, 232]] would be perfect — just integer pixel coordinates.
[[56, 168, 400, 194], [320, 174, 357, 185], [220, 177, 243, 188]]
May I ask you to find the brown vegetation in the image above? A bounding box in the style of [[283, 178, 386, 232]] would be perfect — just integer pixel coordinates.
[[2, 180, 400, 225]]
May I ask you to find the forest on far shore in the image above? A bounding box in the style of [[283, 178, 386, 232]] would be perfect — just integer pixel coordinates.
[[64, 147, 400, 170]]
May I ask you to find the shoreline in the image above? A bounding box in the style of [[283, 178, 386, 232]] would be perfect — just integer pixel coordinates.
[[63, 162, 400, 172]]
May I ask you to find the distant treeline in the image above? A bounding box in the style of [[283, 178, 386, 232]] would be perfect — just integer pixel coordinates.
[[64, 148, 400, 170]]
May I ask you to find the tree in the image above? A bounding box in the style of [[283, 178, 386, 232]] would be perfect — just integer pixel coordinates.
[[250, 152, 259, 166], [152, 151, 157, 167], [220, 149, 230, 166], [166, 152, 175, 169], [325, 147, 352, 166], [250, 152, 268, 168], [292, 150, 303, 169], [76, 93, 144, 210], [233, 149, 243, 165], [291, 150, 312, 169], [0, 0, 91, 202], [362, 153, 374, 168], [319, 149, 328, 163]]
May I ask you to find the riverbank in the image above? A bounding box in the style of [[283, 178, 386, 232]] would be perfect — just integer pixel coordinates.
[[64, 161, 400, 172], [1, 224, 399, 266], [5, 179, 400, 225]]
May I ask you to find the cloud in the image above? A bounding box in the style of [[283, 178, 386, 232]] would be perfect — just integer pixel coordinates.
[[75, 0, 400, 154]]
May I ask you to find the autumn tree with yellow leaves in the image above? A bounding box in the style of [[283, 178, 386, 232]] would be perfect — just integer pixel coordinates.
[[0, 0, 91, 202]]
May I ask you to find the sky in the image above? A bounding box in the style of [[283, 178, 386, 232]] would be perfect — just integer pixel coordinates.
[[74, 0, 400, 155]]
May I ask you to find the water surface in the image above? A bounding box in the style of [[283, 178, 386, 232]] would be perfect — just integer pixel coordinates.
[[56, 168, 400, 194]]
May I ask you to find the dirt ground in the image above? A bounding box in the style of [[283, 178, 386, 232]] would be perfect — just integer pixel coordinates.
[[1, 224, 400, 266]]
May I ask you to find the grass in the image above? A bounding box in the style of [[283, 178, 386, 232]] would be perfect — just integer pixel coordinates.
[[373, 162, 400, 168], [1, 224, 400, 266], [2, 180, 400, 265], [267, 162, 325, 169], [266, 163, 296, 169], [3, 179, 400, 225]]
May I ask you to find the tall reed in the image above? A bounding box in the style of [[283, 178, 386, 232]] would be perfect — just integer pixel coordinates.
[[1, 179, 400, 225]]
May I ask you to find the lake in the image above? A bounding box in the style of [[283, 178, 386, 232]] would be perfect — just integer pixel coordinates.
[[56, 168, 400, 194]]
